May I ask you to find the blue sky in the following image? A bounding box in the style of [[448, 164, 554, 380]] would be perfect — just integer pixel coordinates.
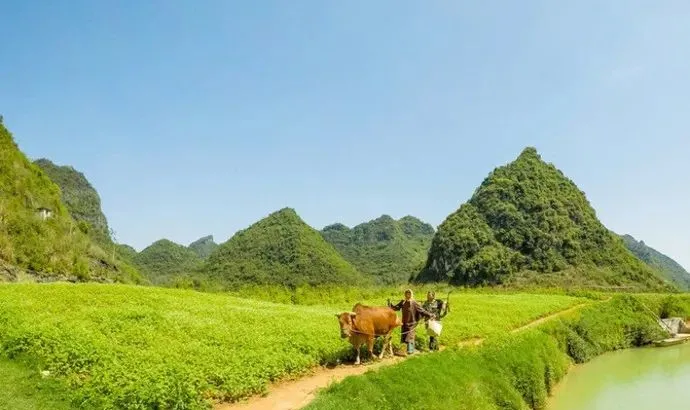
[[1, 1, 689, 269]]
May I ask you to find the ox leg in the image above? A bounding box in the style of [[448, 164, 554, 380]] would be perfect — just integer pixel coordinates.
[[379, 333, 390, 359], [367, 337, 375, 361], [354, 341, 362, 365]]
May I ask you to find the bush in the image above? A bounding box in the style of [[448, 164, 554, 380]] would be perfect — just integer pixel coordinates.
[[658, 295, 687, 319]]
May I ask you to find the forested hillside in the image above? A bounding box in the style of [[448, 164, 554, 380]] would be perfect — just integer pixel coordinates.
[[321, 215, 434, 284], [203, 208, 368, 288], [33, 158, 111, 245], [621, 234, 690, 290], [188, 235, 218, 259], [133, 239, 203, 284], [0, 121, 139, 283], [415, 147, 671, 291]]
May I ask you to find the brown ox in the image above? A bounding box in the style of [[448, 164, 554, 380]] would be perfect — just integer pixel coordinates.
[[335, 303, 402, 365]]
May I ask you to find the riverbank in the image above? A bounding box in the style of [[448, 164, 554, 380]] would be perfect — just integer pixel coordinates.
[[305, 295, 687, 410]]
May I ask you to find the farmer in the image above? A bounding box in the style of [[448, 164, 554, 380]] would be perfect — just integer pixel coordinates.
[[422, 291, 448, 351], [388, 289, 434, 355]]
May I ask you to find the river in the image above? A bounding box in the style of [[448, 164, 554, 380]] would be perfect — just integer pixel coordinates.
[[547, 342, 690, 410]]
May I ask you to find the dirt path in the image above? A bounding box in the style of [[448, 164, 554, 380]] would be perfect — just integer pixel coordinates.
[[216, 355, 407, 410], [215, 300, 595, 410], [509, 301, 591, 334]]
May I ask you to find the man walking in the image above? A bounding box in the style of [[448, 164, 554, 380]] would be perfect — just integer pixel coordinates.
[[388, 289, 434, 355]]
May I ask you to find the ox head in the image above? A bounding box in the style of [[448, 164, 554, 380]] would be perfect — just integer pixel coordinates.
[[335, 312, 357, 339]]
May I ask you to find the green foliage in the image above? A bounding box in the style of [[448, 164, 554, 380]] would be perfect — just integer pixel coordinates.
[[188, 235, 218, 259], [0, 358, 73, 410], [0, 123, 138, 283], [620, 234, 690, 290], [0, 283, 584, 409], [133, 239, 203, 285], [306, 295, 669, 410], [33, 159, 111, 245], [114, 243, 138, 262], [635, 294, 690, 319], [417, 147, 670, 292], [321, 215, 435, 285], [203, 208, 369, 288]]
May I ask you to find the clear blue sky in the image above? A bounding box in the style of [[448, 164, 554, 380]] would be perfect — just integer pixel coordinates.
[[1, 1, 689, 269]]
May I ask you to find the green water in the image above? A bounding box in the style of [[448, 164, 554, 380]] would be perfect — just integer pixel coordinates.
[[547, 342, 690, 410]]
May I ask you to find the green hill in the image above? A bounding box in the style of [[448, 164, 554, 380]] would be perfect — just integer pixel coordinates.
[[620, 234, 690, 291], [188, 235, 218, 259], [321, 215, 434, 284], [415, 147, 671, 291], [115, 243, 138, 262], [203, 207, 369, 288], [0, 120, 139, 283], [33, 158, 111, 245], [133, 239, 202, 284]]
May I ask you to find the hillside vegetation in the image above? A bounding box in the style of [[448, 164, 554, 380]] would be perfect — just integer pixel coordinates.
[[203, 208, 369, 288], [188, 235, 218, 259], [33, 158, 111, 245], [114, 243, 138, 262], [133, 239, 202, 284], [621, 234, 690, 290], [321, 215, 434, 284], [416, 147, 670, 291], [0, 283, 584, 409], [0, 121, 138, 283]]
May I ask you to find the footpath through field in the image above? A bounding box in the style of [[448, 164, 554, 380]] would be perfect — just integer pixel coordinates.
[[216, 300, 597, 410]]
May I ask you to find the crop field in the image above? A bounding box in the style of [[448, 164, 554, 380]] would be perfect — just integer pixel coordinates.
[[0, 283, 585, 409]]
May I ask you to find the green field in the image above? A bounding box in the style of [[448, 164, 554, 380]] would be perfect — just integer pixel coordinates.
[[0, 283, 585, 409], [0, 358, 72, 410]]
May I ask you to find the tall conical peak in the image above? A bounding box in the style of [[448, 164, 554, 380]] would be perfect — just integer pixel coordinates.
[[270, 207, 299, 219], [516, 146, 541, 161]]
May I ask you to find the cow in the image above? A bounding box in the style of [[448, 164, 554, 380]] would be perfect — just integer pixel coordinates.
[[335, 303, 402, 365]]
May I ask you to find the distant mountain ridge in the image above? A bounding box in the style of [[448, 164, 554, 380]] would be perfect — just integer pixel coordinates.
[[203, 208, 368, 288], [133, 239, 202, 285], [415, 147, 671, 291], [7, 108, 682, 293], [620, 234, 690, 290], [188, 235, 218, 259], [321, 215, 434, 284]]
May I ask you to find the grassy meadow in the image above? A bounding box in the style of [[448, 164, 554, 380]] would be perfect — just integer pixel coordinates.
[[0, 283, 586, 409], [0, 358, 72, 410]]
